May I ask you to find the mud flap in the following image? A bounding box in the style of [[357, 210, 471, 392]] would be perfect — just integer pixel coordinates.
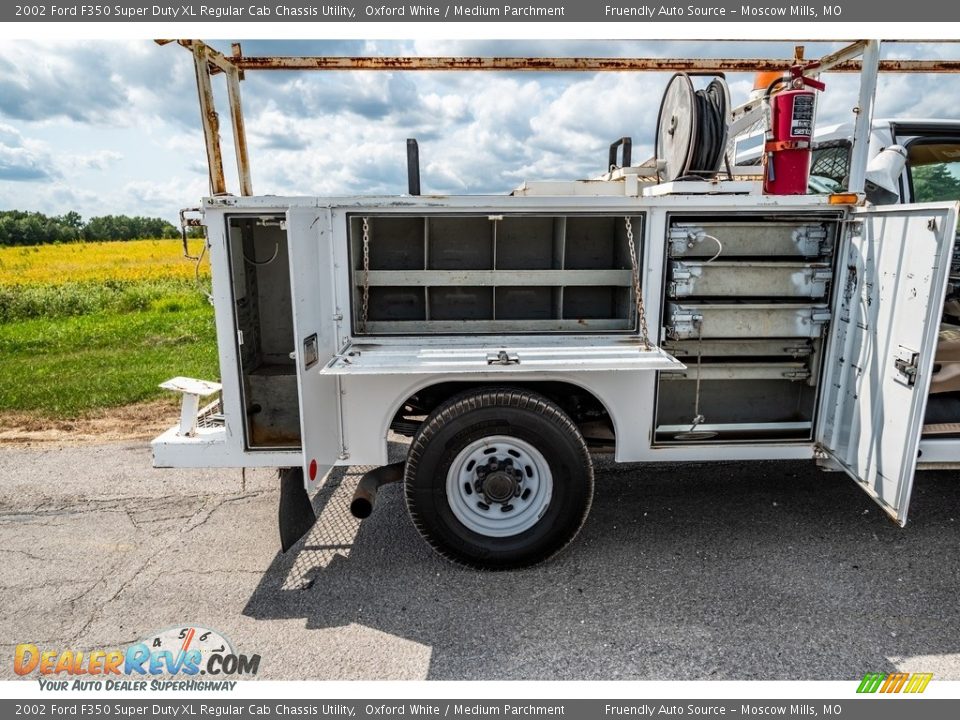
[[279, 467, 317, 552]]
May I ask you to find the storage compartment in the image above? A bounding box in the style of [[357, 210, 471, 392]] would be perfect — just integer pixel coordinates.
[[350, 213, 641, 334], [669, 261, 832, 298], [656, 214, 838, 445], [564, 287, 630, 320], [668, 220, 831, 258], [655, 378, 817, 442], [565, 216, 629, 269], [496, 217, 561, 269], [430, 287, 493, 320], [495, 287, 557, 320], [228, 216, 301, 450], [361, 216, 424, 270], [427, 217, 492, 270], [666, 302, 831, 339], [369, 286, 425, 321], [246, 368, 300, 447]]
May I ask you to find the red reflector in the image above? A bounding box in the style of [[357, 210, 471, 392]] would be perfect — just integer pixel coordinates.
[[308, 459, 318, 481]]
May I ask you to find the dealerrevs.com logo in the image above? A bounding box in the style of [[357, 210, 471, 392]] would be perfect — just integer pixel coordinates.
[[15, 626, 260, 691]]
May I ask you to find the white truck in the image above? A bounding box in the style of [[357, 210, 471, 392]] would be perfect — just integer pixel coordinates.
[[153, 40, 960, 568]]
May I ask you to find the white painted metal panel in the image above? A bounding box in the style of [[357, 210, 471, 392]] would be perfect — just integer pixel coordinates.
[[817, 203, 959, 525], [286, 206, 343, 492], [336, 370, 817, 467], [153, 427, 301, 468], [322, 341, 683, 375]]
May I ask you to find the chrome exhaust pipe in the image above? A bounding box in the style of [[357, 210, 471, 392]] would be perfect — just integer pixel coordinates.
[[350, 462, 404, 519]]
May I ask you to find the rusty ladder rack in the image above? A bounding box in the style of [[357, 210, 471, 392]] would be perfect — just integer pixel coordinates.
[[157, 39, 960, 198]]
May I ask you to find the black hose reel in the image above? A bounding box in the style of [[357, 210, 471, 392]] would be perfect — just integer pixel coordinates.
[[655, 72, 732, 183]]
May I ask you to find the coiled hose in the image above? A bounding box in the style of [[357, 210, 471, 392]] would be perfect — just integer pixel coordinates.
[[686, 79, 728, 177]]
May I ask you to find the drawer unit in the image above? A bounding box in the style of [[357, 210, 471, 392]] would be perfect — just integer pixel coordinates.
[[660, 361, 812, 382], [662, 338, 816, 359], [666, 302, 831, 339], [668, 221, 832, 258], [656, 214, 839, 445], [669, 260, 832, 298]]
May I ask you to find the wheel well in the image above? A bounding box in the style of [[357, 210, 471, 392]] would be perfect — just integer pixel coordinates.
[[389, 381, 615, 451]]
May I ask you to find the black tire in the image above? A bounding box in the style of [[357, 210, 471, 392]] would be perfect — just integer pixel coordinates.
[[404, 387, 593, 569]]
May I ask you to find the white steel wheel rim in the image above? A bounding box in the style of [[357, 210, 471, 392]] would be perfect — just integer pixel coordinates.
[[445, 435, 553, 538]]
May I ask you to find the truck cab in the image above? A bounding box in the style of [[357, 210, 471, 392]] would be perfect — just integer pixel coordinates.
[[866, 122, 960, 434], [737, 118, 960, 447]]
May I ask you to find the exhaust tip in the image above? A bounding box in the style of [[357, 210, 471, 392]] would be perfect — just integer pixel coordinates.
[[350, 498, 373, 519], [349, 462, 405, 521]]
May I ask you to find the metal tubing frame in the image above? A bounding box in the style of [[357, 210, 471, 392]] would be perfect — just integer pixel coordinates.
[[214, 54, 960, 75], [164, 38, 949, 198], [191, 42, 226, 196], [847, 40, 882, 195], [225, 64, 252, 196], [183, 40, 252, 196]]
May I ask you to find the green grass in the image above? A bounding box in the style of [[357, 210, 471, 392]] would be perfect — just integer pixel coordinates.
[[0, 278, 204, 323], [0, 288, 219, 416]]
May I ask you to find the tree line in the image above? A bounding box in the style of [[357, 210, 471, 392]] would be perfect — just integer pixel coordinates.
[[911, 163, 960, 203], [0, 210, 188, 246]]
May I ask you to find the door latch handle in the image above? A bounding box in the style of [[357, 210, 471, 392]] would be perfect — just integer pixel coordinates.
[[487, 350, 520, 366], [894, 346, 919, 386]]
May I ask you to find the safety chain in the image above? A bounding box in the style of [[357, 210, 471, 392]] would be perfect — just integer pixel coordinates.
[[625, 217, 651, 350], [360, 217, 371, 334]]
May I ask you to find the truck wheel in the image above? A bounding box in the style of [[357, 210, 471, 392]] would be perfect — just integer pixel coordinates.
[[404, 388, 593, 569]]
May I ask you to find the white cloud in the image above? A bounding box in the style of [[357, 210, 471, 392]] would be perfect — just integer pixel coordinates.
[[121, 176, 208, 212], [60, 150, 124, 172], [0, 124, 128, 185], [2, 39, 960, 221], [0, 123, 59, 181]]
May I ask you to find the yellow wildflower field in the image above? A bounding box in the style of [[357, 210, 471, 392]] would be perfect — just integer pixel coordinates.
[[0, 239, 209, 286]]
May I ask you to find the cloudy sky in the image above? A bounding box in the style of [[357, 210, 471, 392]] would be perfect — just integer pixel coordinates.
[[2, 39, 960, 222]]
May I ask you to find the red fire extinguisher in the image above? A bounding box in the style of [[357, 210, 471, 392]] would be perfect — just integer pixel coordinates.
[[763, 65, 826, 195]]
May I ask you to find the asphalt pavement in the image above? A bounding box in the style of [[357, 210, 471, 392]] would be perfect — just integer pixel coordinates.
[[0, 440, 957, 681]]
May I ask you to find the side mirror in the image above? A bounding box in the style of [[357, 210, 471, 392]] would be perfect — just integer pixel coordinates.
[[865, 144, 908, 205]]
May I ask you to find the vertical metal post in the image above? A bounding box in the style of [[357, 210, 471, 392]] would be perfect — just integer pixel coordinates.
[[406, 139, 421, 196], [192, 43, 227, 195], [178, 392, 200, 437], [847, 39, 881, 195], [226, 67, 253, 196]]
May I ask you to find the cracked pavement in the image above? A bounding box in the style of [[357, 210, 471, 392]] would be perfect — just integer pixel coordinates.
[[0, 440, 958, 681]]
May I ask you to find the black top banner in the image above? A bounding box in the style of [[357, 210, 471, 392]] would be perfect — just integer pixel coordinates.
[[4, 1, 955, 23]]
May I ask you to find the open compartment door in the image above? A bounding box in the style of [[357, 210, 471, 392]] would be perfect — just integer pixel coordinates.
[[286, 206, 342, 492], [817, 203, 959, 525], [321, 338, 683, 375]]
